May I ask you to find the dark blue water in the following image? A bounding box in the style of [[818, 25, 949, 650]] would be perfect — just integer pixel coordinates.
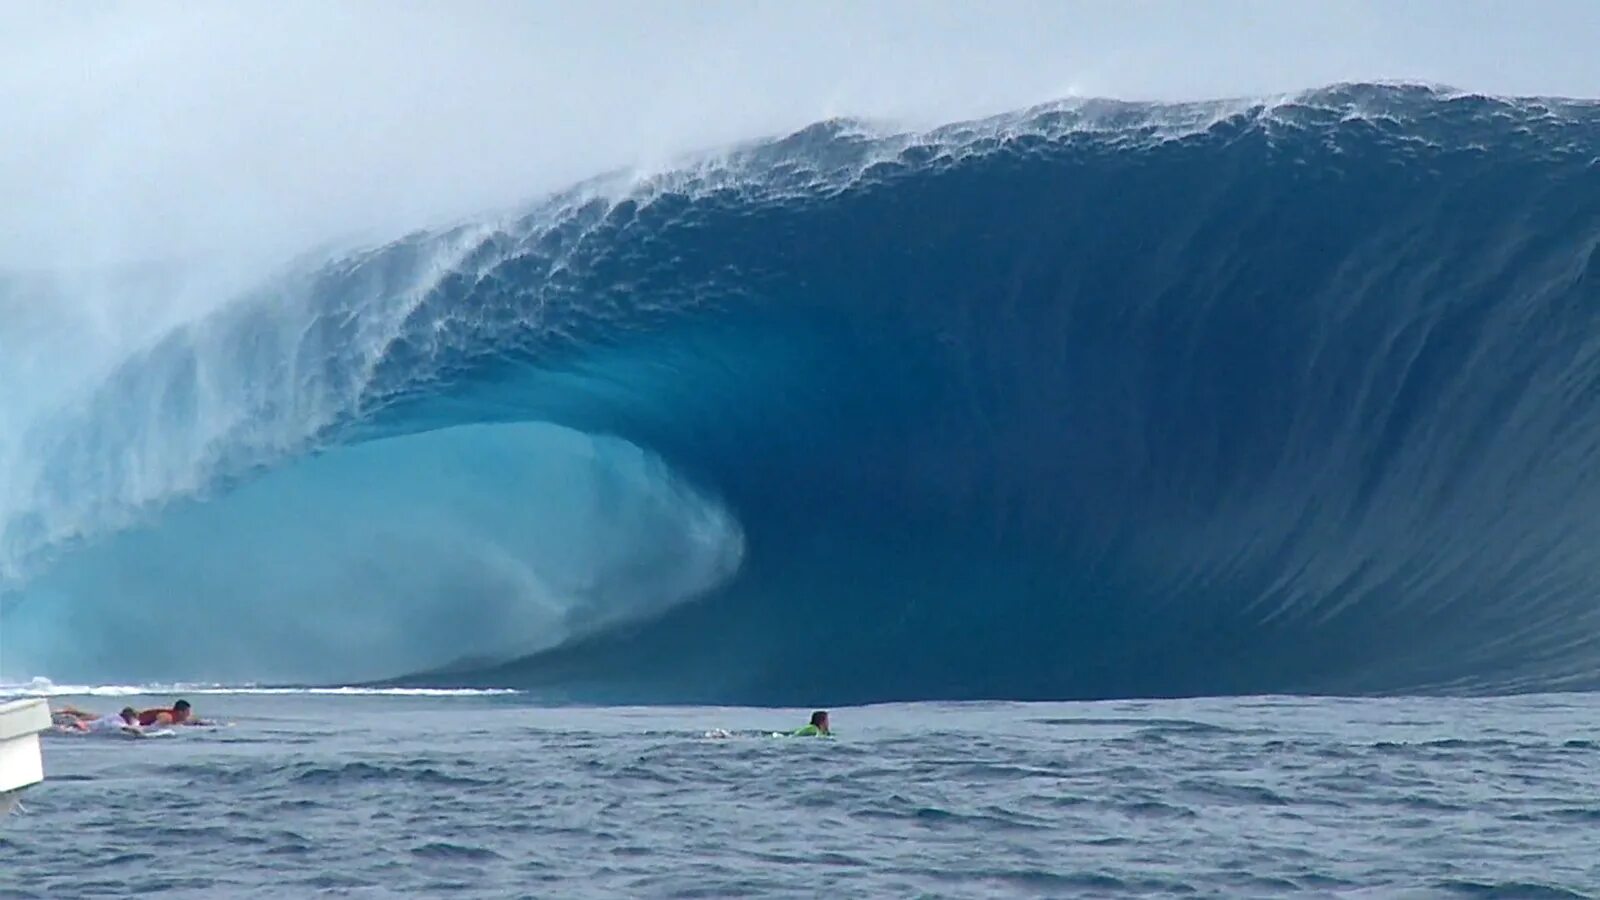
[[5, 84, 1600, 704], [4, 691, 1599, 897]]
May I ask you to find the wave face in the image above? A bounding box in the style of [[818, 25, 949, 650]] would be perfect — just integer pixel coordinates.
[[4, 84, 1600, 702]]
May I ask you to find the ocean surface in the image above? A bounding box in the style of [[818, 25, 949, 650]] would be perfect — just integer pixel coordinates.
[[3, 691, 1599, 898]]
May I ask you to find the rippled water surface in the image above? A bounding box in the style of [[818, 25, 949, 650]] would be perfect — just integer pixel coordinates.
[[3, 693, 1599, 897]]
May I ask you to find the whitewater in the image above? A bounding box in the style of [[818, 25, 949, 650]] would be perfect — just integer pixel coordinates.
[[3, 84, 1600, 704]]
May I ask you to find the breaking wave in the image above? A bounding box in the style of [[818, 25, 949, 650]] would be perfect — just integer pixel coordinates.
[[3, 83, 1599, 703]]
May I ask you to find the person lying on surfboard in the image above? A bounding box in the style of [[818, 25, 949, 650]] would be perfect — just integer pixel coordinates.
[[136, 699, 212, 727], [791, 710, 832, 736], [50, 705, 142, 734], [84, 707, 142, 734]]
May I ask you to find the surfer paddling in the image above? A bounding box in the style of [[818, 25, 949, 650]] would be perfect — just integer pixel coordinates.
[[791, 710, 831, 737], [136, 699, 212, 726], [50, 705, 142, 734], [87, 707, 142, 734]]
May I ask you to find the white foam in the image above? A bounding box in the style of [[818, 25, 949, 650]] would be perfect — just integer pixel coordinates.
[[2, 677, 518, 699]]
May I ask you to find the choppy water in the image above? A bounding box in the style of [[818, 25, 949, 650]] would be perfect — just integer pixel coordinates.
[[3, 692, 1598, 898]]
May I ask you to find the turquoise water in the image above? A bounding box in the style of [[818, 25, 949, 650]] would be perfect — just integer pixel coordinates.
[[3, 692, 1599, 897]]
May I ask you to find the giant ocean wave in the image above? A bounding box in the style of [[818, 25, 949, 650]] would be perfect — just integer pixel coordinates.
[[3, 84, 1599, 703]]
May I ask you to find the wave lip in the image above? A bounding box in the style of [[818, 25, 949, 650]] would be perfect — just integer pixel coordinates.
[[6, 83, 1600, 702]]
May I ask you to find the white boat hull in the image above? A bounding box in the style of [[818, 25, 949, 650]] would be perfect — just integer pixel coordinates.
[[0, 698, 50, 814]]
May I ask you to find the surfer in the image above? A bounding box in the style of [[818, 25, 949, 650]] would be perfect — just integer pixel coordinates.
[[49, 704, 141, 734], [137, 699, 207, 726], [85, 707, 142, 735], [792, 710, 831, 736]]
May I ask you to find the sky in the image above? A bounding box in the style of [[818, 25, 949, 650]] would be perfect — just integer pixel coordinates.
[[1, 0, 1597, 269]]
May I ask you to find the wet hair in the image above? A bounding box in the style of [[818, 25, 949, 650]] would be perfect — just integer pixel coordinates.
[[173, 700, 192, 712], [120, 707, 137, 719], [809, 710, 828, 727]]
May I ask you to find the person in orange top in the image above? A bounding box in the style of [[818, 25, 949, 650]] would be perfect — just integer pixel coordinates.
[[136, 699, 208, 727]]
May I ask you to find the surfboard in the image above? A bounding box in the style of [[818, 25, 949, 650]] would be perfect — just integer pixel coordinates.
[[120, 728, 177, 739]]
